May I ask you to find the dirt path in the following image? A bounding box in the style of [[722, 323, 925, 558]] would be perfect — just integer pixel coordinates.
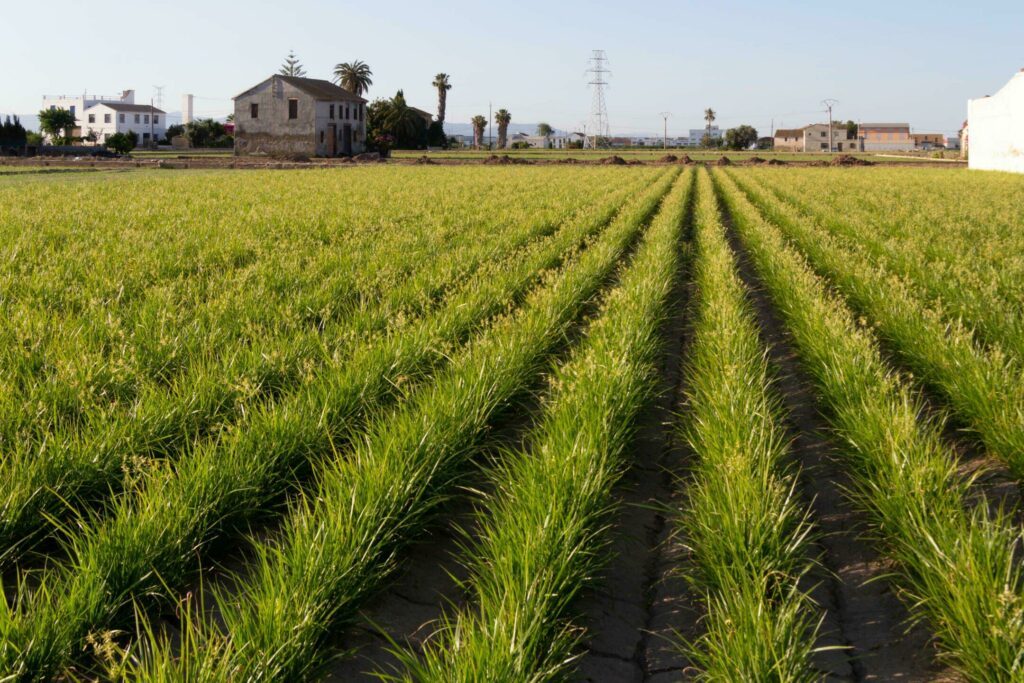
[[572, 188, 698, 683], [718, 198, 954, 682]]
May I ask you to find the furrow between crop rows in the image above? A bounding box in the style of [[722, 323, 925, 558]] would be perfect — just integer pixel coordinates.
[[714, 168, 1024, 681], [669, 168, 821, 679], [389, 169, 691, 682]]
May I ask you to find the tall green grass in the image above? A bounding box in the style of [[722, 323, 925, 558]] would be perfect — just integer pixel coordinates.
[[675, 168, 819, 680], [391, 170, 692, 682], [0, 170, 678, 681], [714, 168, 1024, 681], [726, 169, 1024, 481], [0, 171, 647, 566], [103, 169, 681, 682]]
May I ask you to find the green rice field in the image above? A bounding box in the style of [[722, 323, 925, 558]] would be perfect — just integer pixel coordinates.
[[0, 164, 1021, 681]]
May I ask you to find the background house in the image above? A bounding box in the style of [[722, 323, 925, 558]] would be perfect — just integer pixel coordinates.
[[858, 123, 913, 151], [82, 102, 165, 146], [687, 126, 723, 147], [233, 75, 367, 157], [968, 70, 1024, 173], [40, 89, 135, 142], [773, 124, 861, 152], [911, 132, 945, 149]]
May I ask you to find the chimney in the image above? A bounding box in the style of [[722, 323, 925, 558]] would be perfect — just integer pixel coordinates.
[[121, 89, 135, 103], [182, 94, 194, 125]]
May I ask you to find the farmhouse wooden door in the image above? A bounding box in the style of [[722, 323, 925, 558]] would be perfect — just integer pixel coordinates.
[[343, 124, 352, 155], [328, 124, 337, 156]]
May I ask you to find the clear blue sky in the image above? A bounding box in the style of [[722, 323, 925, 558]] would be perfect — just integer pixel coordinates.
[[2, 0, 1021, 136]]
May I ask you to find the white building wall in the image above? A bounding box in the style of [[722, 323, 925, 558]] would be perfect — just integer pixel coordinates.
[[82, 104, 167, 145], [968, 71, 1024, 174]]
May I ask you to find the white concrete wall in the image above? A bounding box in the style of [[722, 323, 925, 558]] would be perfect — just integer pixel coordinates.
[[83, 104, 167, 145], [968, 72, 1024, 174]]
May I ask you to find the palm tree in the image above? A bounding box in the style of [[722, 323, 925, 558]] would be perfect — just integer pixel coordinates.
[[704, 108, 716, 145], [471, 115, 487, 149], [536, 122, 553, 137], [280, 51, 306, 77], [334, 60, 373, 96], [494, 109, 511, 149], [432, 73, 452, 126], [383, 90, 424, 143]]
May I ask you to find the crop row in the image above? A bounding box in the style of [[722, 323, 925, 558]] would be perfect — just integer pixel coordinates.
[[395, 169, 692, 681], [0, 169, 678, 679], [675, 168, 819, 679], [727, 169, 1024, 481], [0, 168, 634, 450], [0, 170, 652, 566], [715, 168, 1024, 681]]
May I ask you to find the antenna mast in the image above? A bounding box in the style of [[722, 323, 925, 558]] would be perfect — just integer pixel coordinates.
[[585, 50, 611, 149]]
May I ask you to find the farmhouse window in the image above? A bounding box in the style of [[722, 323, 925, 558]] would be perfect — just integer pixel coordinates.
[[330, 104, 335, 119], [119, 114, 125, 123], [288, 99, 298, 119], [251, 103, 258, 119], [154, 115, 159, 124], [144, 115, 150, 124], [320, 130, 324, 143], [88, 114, 95, 123], [104, 114, 111, 123], [134, 114, 140, 124]]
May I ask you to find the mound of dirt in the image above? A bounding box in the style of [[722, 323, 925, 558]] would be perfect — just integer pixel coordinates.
[[658, 154, 678, 163], [414, 156, 437, 165], [556, 158, 579, 164], [831, 154, 874, 167], [599, 155, 628, 165], [678, 155, 695, 164], [628, 159, 645, 165], [483, 154, 531, 165], [353, 152, 382, 163], [714, 156, 732, 166], [745, 156, 768, 165], [767, 158, 787, 166]]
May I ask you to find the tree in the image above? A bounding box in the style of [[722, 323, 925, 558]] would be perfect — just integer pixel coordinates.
[[432, 73, 451, 127], [105, 131, 136, 155], [0, 115, 27, 152], [845, 119, 858, 139], [471, 115, 487, 149], [334, 60, 373, 96], [280, 51, 306, 77], [700, 134, 723, 149], [185, 119, 232, 148], [163, 124, 185, 144], [724, 124, 758, 150], [38, 107, 77, 144], [536, 122, 553, 137], [494, 108, 511, 149], [704, 107, 716, 141], [366, 91, 428, 150]]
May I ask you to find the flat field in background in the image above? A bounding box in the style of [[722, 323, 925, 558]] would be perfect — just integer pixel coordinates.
[[1, 164, 1022, 682]]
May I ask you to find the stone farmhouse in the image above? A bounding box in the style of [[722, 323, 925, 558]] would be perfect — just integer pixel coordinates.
[[233, 75, 367, 157]]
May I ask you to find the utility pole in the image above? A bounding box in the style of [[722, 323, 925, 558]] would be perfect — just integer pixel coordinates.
[[659, 111, 671, 149], [150, 98, 155, 149], [822, 98, 838, 153], [488, 101, 492, 151]]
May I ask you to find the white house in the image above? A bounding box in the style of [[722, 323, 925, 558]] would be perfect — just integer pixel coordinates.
[[41, 89, 135, 141], [687, 126, 723, 146], [82, 102, 167, 147], [967, 69, 1024, 174]]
